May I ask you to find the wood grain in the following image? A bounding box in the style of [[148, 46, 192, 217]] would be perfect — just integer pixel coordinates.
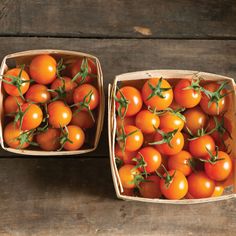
[[0, 158, 234, 236], [0, 37, 236, 157], [0, 0, 236, 38]]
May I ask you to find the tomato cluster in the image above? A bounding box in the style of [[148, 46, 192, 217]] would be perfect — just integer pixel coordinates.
[[2, 54, 100, 151], [115, 77, 233, 200]]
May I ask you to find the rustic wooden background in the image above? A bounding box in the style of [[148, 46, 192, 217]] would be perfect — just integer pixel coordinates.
[[0, 1, 236, 235]]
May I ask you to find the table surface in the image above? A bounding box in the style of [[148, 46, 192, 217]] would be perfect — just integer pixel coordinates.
[[0, 1, 236, 235]]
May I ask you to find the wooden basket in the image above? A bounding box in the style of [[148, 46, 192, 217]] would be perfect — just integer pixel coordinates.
[[108, 70, 236, 204], [0, 49, 104, 156]]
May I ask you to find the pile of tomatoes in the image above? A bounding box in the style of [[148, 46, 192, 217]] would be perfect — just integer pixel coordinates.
[[115, 76, 233, 200], [2, 54, 100, 151]]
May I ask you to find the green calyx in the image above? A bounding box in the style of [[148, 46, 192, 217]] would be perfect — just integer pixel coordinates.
[[159, 107, 186, 122], [200, 147, 224, 165], [133, 152, 148, 178], [183, 76, 203, 92], [149, 128, 178, 148], [14, 102, 31, 130], [212, 116, 232, 139], [156, 165, 175, 188], [13, 129, 37, 149], [147, 77, 171, 100], [48, 79, 67, 102], [114, 87, 130, 119], [56, 58, 66, 78], [58, 126, 73, 151]]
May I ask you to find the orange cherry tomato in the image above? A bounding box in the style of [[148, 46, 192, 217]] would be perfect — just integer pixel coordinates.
[[25, 84, 51, 104], [115, 143, 137, 165], [116, 116, 135, 130], [4, 96, 24, 115], [168, 150, 193, 176], [174, 79, 201, 108], [200, 82, 229, 115], [153, 129, 184, 155], [183, 107, 208, 135], [70, 110, 94, 129], [211, 183, 224, 197], [118, 125, 144, 152], [135, 110, 160, 134], [189, 135, 215, 158], [73, 84, 99, 111], [115, 86, 143, 117], [36, 128, 61, 151], [17, 103, 43, 131], [29, 54, 57, 84], [3, 68, 30, 96], [70, 57, 97, 84], [142, 78, 173, 110], [160, 170, 188, 200], [159, 110, 185, 131], [48, 101, 72, 128], [187, 171, 215, 198], [222, 170, 234, 188], [122, 188, 134, 196], [4, 122, 33, 149], [139, 175, 162, 198], [119, 164, 141, 189], [204, 151, 232, 181], [50, 76, 76, 104], [62, 125, 85, 151], [136, 147, 162, 173]]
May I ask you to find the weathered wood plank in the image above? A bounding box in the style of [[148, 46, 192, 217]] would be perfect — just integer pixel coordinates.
[[0, 38, 236, 157], [0, 158, 235, 236], [0, 0, 236, 38]]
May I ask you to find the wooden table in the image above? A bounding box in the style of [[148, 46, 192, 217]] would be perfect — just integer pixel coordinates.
[[0, 1, 235, 235]]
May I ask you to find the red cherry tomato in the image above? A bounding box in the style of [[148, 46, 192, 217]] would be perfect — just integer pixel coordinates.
[[48, 101, 72, 128], [142, 78, 173, 110], [187, 171, 215, 198], [3, 68, 30, 96], [73, 84, 99, 111], [70, 57, 97, 84], [189, 135, 215, 158], [25, 84, 51, 104], [139, 175, 162, 198], [174, 79, 201, 108], [135, 110, 160, 134], [4, 96, 24, 115], [167, 150, 193, 176], [115, 86, 143, 117], [136, 147, 162, 173], [29, 54, 57, 84], [160, 170, 188, 200], [119, 164, 141, 189], [36, 128, 61, 151], [70, 110, 94, 129], [115, 143, 137, 165]]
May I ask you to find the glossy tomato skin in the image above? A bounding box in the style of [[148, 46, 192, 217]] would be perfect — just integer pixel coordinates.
[[50, 76, 76, 104], [118, 125, 144, 152], [116, 86, 143, 117], [17, 103, 43, 131], [135, 110, 160, 134], [139, 175, 162, 198], [25, 84, 51, 104], [73, 84, 99, 111], [115, 143, 137, 165], [3, 68, 30, 96], [200, 83, 229, 115], [36, 128, 61, 151], [119, 164, 140, 189], [70, 58, 97, 84], [204, 151, 232, 181], [137, 147, 162, 173], [187, 171, 215, 198], [211, 183, 224, 197], [160, 170, 188, 200], [4, 122, 32, 149], [29, 54, 57, 84], [4, 96, 24, 115], [168, 150, 192, 176], [153, 129, 184, 155], [48, 101, 72, 128], [70, 110, 94, 129], [189, 135, 215, 158], [183, 107, 208, 135], [159, 111, 184, 131], [142, 78, 173, 110], [174, 79, 201, 108], [116, 116, 135, 130], [63, 125, 85, 151]]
